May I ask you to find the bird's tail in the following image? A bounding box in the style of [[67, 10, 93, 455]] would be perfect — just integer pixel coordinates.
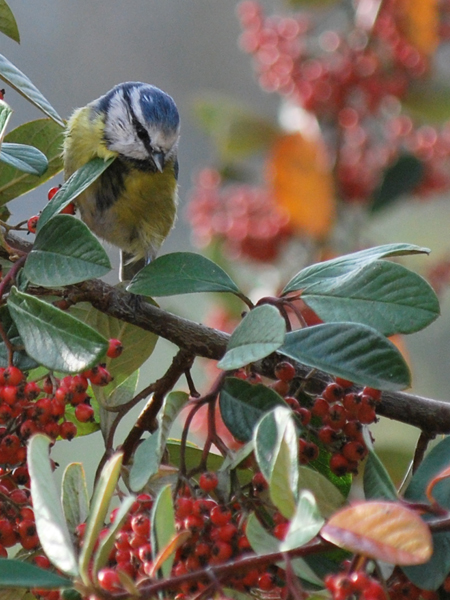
[[119, 251, 147, 282]]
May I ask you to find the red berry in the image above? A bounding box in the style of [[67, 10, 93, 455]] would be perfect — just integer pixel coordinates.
[[47, 186, 61, 201], [59, 202, 76, 215], [74, 403, 94, 423], [210, 540, 233, 564], [3, 367, 24, 386], [335, 377, 353, 388], [27, 216, 39, 234], [325, 404, 347, 430], [210, 505, 232, 526], [199, 471, 219, 492], [270, 379, 290, 396], [97, 568, 122, 592], [88, 366, 112, 386], [59, 421, 77, 440], [323, 382, 344, 403], [176, 496, 194, 519], [296, 406, 311, 426], [311, 397, 329, 418], [273, 522, 289, 540], [329, 453, 350, 477], [106, 338, 123, 359], [274, 361, 296, 382], [130, 514, 150, 537], [342, 440, 367, 462], [362, 387, 382, 402], [258, 572, 276, 591]]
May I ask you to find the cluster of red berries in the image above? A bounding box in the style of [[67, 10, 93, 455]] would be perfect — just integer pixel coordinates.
[[27, 186, 76, 234], [233, 0, 450, 205], [82, 476, 286, 597], [325, 570, 387, 600], [237, 0, 429, 119], [270, 361, 379, 477], [0, 339, 122, 563], [186, 168, 292, 262]]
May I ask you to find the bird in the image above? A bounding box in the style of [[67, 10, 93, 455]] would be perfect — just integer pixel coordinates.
[[63, 81, 180, 280]]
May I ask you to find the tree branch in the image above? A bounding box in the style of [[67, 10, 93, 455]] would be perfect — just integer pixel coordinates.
[[5, 232, 450, 436]]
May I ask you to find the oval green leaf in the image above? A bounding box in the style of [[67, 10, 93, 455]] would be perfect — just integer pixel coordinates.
[[7, 287, 108, 373], [61, 463, 89, 535], [129, 391, 188, 491], [37, 157, 115, 231], [0, 0, 20, 43], [280, 322, 410, 391], [0, 559, 71, 589], [24, 215, 111, 286], [28, 434, 78, 576], [127, 251, 241, 297], [282, 243, 430, 294], [0, 54, 63, 125], [151, 484, 176, 579], [0, 119, 64, 206], [78, 452, 123, 585], [281, 490, 324, 551], [0, 305, 38, 370], [219, 377, 286, 443], [255, 406, 298, 518], [0, 99, 12, 139], [301, 260, 439, 336], [0, 142, 48, 175], [218, 304, 286, 370]]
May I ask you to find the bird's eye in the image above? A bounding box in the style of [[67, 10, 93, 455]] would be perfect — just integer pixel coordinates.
[[135, 123, 150, 142]]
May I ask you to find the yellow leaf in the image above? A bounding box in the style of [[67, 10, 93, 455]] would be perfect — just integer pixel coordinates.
[[397, 0, 439, 57], [321, 501, 432, 565], [266, 132, 335, 240]]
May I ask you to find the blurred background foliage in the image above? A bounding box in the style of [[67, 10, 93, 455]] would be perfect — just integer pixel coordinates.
[[4, 0, 450, 486]]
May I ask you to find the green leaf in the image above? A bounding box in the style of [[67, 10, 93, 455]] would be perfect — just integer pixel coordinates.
[[371, 154, 424, 213], [218, 305, 286, 370], [280, 322, 410, 391], [28, 434, 78, 576], [127, 251, 241, 297], [0, 119, 64, 206], [281, 490, 324, 550], [37, 157, 115, 231], [219, 377, 286, 443], [301, 261, 439, 336], [0, 560, 71, 589], [0, 100, 12, 140], [0, 55, 63, 125], [61, 463, 89, 535], [151, 484, 176, 579], [93, 495, 136, 574], [129, 392, 188, 491], [69, 303, 158, 389], [0, 306, 38, 370], [7, 287, 108, 373], [245, 512, 280, 555], [78, 452, 123, 586], [166, 439, 225, 473], [282, 243, 430, 294], [0, 142, 48, 175], [192, 92, 278, 160], [0, 0, 20, 42], [24, 215, 111, 286], [297, 467, 345, 517], [254, 407, 298, 518], [363, 430, 398, 501], [402, 436, 450, 590]]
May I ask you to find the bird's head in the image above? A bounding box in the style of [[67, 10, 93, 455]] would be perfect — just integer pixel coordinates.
[[94, 82, 180, 172]]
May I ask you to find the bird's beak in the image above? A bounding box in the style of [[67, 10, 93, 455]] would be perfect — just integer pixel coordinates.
[[152, 151, 165, 173]]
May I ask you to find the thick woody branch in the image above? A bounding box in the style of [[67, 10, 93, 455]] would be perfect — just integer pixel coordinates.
[[4, 232, 450, 436]]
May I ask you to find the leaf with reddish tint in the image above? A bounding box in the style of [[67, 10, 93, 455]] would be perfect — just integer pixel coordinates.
[[426, 465, 450, 505], [321, 501, 432, 566]]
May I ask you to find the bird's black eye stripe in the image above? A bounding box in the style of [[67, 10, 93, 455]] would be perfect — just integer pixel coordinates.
[[135, 121, 150, 142]]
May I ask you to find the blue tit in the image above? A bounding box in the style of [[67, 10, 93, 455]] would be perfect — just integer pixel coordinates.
[[63, 81, 180, 280]]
